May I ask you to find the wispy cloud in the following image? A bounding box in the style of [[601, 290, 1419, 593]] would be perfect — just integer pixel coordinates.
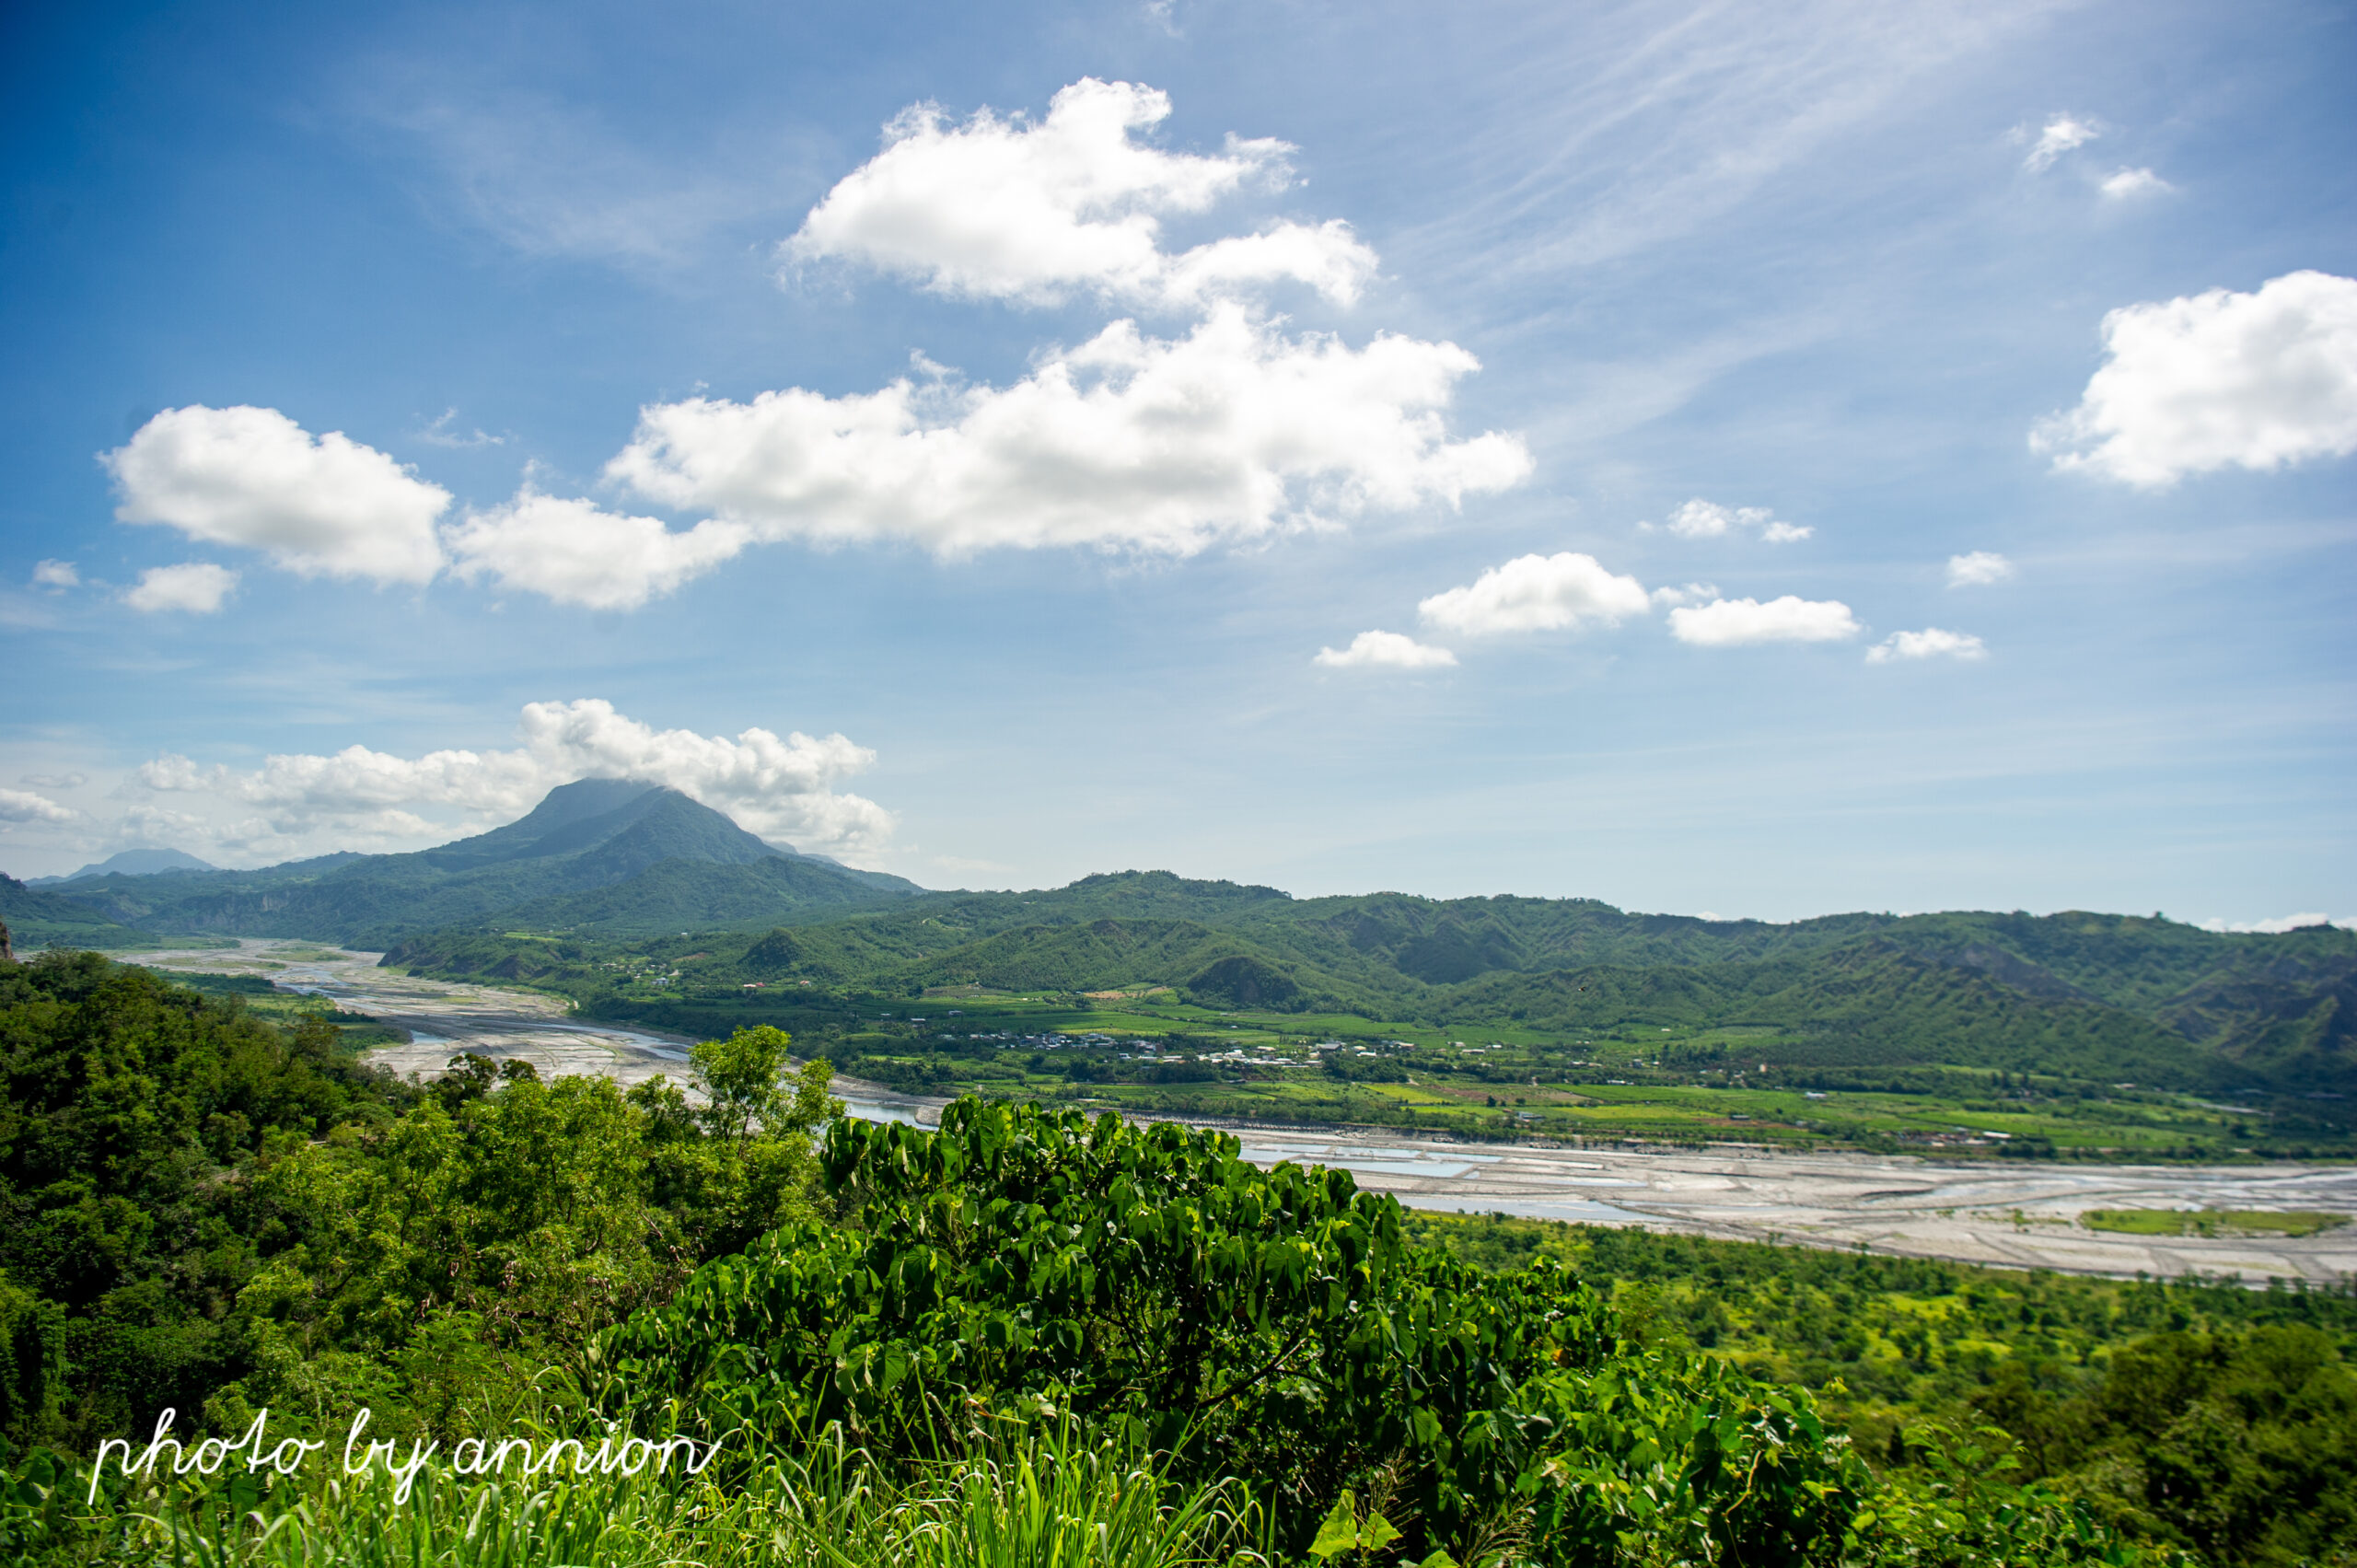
[[416, 409, 505, 449], [2021, 112, 2100, 172], [2097, 166, 2171, 200], [1945, 551, 2014, 587], [349, 74, 806, 271]]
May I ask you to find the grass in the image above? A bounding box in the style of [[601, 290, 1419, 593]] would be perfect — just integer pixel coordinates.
[[10, 1423, 1267, 1568], [2077, 1208, 2351, 1238]]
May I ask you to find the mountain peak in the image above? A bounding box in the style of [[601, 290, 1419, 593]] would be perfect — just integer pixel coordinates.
[[511, 777, 668, 833]]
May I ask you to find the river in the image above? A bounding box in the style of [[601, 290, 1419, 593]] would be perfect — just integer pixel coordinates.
[[126, 938, 2357, 1283]]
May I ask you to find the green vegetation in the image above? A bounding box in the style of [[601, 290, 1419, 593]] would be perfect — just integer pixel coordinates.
[[8, 951, 2351, 1563], [0, 951, 2210, 1565], [2079, 1208, 2351, 1238], [0, 877, 218, 952], [0, 950, 835, 1458], [162, 969, 414, 1050], [363, 884, 2354, 1159], [1403, 1213, 2357, 1567]]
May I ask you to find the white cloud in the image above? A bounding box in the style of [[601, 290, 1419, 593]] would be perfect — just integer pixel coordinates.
[[1666, 596, 1861, 646], [786, 78, 1376, 308], [2198, 912, 2354, 935], [1655, 498, 1811, 542], [2033, 271, 2357, 487], [0, 788, 77, 825], [1313, 630, 1457, 669], [608, 304, 1528, 556], [134, 698, 893, 855], [2099, 167, 2171, 200], [2022, 113, 2099, 172], [418, 409, 505, 449], [444, 491, 753, 609], [1866, 627, 1986, 662], [104, 406, 451, 583], [19, 772, 87, 790], [124, 563, 239, 614], [1945, 551, 2015, 587], [1649, 580, 1720, 609], [30, 560, 77, 588], [1417, 551, 1651, 635]]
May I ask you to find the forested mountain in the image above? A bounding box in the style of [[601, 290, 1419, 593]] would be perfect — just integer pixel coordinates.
[[380, 869, 2357, 1100], [0, 876, 159, 950], [16, 779, 920, 947]]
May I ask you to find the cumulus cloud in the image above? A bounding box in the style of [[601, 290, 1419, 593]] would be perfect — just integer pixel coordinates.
[[0, 788, 77, 825], [1666, 596, 1862, 646], [2022, 113, 2099, 172], [103, 406, 451, 583], [444, 491, 753, 609], [1945, 551, 2015, 587], [124, 562, 239, 614], [608, 304, 1528, 556], [30, 560, 77, 589], [2099, 167, 2171, 200], [2033, 271, 2357, 487], [1652, 498, 1811, 542], [134, 698, 892, 855], [1417, 551, 1651, 635], [1866, 627, 1986, 662], [1313, 630, 1457, 669], [786, 78, 1376, 308]]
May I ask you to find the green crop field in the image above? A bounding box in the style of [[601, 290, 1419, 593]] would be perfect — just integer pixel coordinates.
[[2079, 1207, 2351, 1238]]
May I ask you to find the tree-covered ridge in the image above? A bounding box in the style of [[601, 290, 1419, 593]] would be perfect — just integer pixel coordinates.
[[381, 873, 2357, 1102], [0, 877, 159, 952]]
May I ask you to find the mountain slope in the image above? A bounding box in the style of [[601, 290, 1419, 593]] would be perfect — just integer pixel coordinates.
[[40, 780, 922, 946], [0, 875, 164, 949]]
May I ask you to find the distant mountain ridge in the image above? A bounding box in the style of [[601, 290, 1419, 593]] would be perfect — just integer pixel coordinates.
[[25, 847, 217, 887], [21, 779, 921, 946]]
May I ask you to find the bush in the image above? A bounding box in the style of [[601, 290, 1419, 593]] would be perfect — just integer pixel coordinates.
[[604, 1100, 1870, 1563]]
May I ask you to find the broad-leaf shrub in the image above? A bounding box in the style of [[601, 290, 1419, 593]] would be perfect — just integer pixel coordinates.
[[603, 1100, 1868, 1563]]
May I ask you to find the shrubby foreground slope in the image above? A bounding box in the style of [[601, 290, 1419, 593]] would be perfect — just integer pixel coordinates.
[[2, 950, 2351, 1564]]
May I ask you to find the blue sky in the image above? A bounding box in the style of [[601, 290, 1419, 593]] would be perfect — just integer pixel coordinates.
[[2, 0, 2351, 925]]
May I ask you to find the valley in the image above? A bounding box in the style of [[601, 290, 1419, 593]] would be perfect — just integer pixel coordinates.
[[122, 936, 2357, 1281]]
